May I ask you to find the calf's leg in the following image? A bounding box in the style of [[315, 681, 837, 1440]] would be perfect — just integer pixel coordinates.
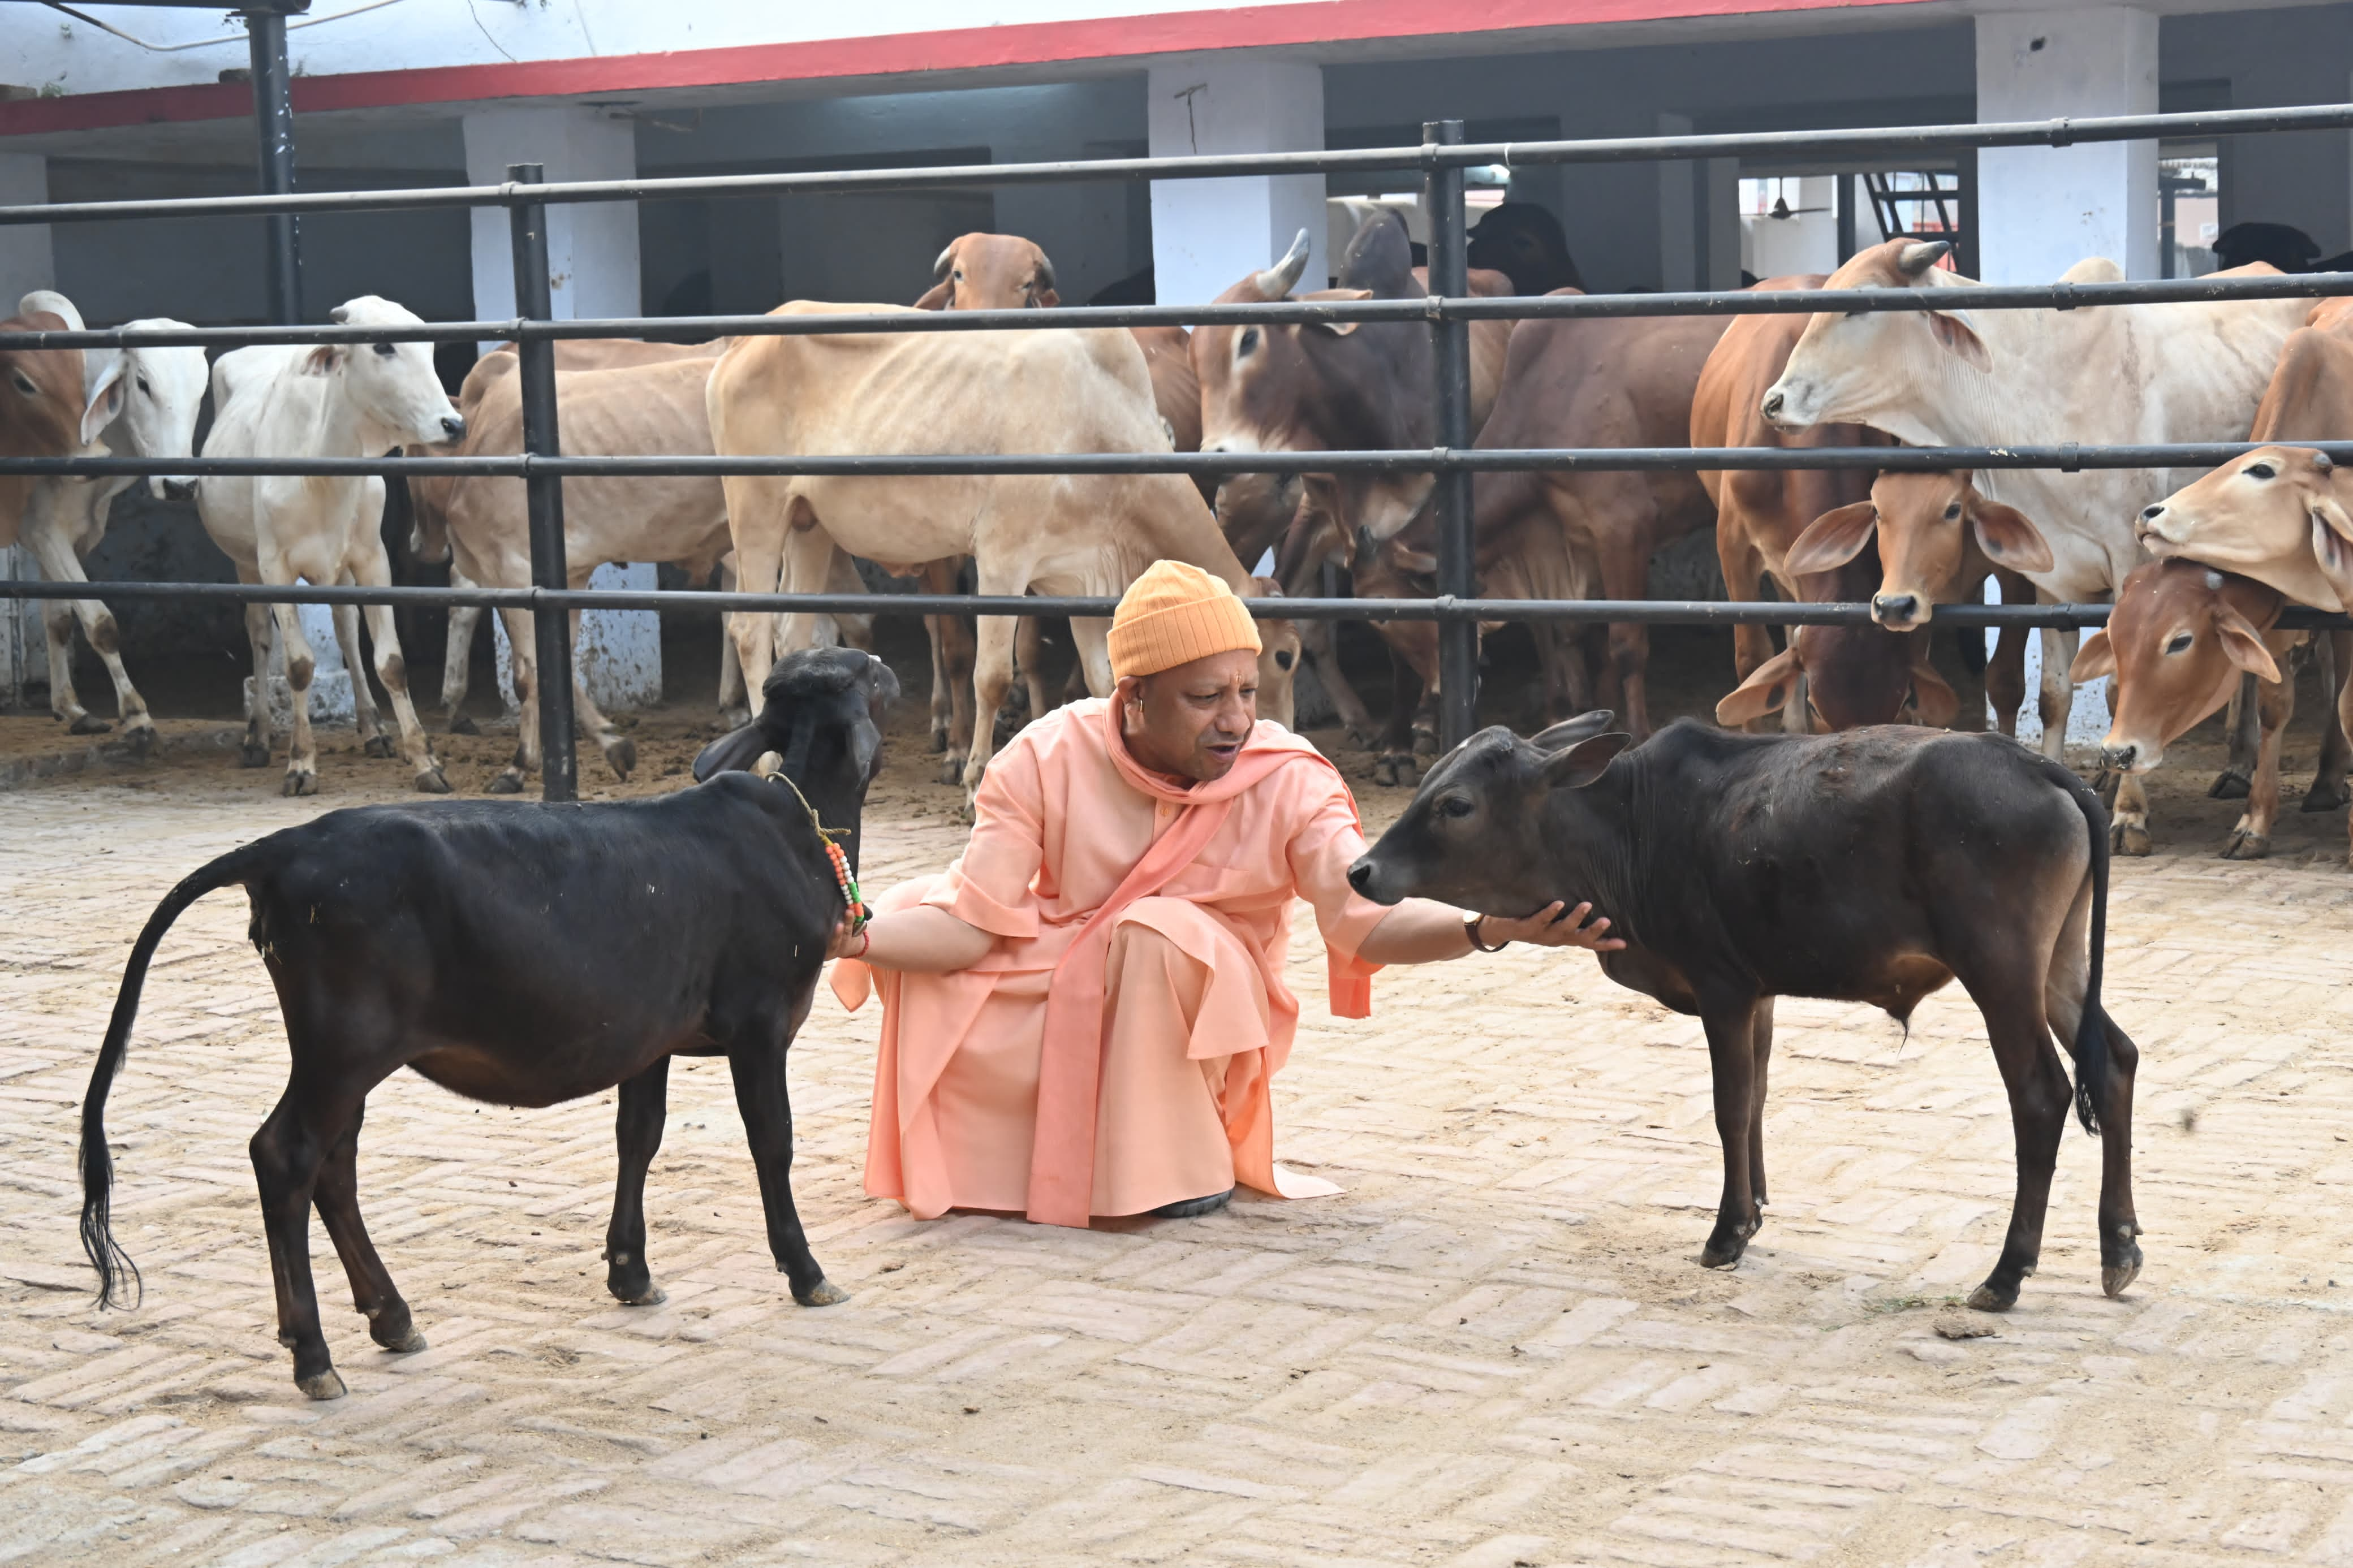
[[2036, 626, 2077, 765], [1698, 994, 1768, 1268], [312, 1104, 424, 1355], [2223, 666, 2295, 859], [333, 601, 390, 759], [270, 599, 320, 797], [354, 551, 450, 793], [604, 1056, 670, 1306], [2213, 673, 2258, 800], [2043, 878, 2142, 1299], [240, 592, 276, 768], [251, 1081, 360, 1399], [727, 1029, 843, 1307], [441, 595, 481, 735], [2305, 629, 2352, 813], [1960, 982, 2072, 1312]]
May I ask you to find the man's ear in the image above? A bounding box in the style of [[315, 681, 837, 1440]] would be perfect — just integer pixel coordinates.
[[1927, 310, 1990, 372], [2214, 609, 2283, 684], [2068, 629, 2117, 683], [1539, 731, 1630, 789], [1715, 646, 1801, 728], [1907, 661, 1961, 729], [1970, 500, 2055, 573], [1783, 502, 1876, 576]]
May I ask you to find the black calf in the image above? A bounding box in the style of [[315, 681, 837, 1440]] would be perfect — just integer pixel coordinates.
[[80, 647, 897, 1399], [1350, 714, 2141, 1312]]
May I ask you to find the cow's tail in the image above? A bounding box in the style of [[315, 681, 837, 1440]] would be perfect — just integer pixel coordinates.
[[81, 845, 265, 1310], [2051, 759, 2113, 1138]]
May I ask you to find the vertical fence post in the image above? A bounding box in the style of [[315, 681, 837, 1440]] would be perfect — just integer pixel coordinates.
[[1423, 119, 1477, 752], [507, 163, 578, 804], [244, 7, 301, 323]]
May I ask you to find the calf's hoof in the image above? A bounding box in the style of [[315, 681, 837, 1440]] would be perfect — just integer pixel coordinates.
[[240, 741, 272, 769], [447, 712, 479, 737], [792, 1277, 850, 1307], [2102, 1231, 2145, 1300], [928, 728, 947, 754], [1964, 1281, 2019, 1312], [937, 756, 965, 787], [2208, 769, 2252, 801], [2221, 828, 2270, 861], [122, 724, 157, 759], [2110, 820, 2153, 857], [1412, 731, 1438, 758], [296, 1368, 348, 1402], [485, 771, 524, 796], [2303, 781, 2351, 813], [282, 770, 318, 798], [1698, 1212, 1761, 1269], [1373, 754, 1415, 788], [413, 766, 453, 796], [363, 733, 396, 759], [610, 1281, 667, 1307], [602, 737, 637, 781], [68, 713, 113, 736]]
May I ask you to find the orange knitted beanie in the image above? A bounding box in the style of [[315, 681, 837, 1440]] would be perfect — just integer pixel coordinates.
[[1105, 560, 1262, 680]]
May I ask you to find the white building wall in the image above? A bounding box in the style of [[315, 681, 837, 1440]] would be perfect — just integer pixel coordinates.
[[1147, 60, 1327, 306]]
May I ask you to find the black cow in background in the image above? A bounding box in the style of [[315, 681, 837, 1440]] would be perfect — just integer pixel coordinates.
[[79, 647, 897, 1400], [1350, 712, 2141, 1314], [1467, 202, 1585, 296]]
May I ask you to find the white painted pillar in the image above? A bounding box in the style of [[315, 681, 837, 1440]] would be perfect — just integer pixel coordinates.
[[1657, 113, 1696, 292], [1147, 60, 1326, 306], [1975, 7, 2159, 284], [0, 154, 55, 700], [462, 105, 660, 714], [1976, 7, 2153, 745]]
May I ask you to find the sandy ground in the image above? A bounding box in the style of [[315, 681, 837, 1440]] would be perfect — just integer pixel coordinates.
[[5, 633, 2353, 1565]]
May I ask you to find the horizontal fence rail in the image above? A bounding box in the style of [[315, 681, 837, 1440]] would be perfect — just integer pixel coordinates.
[[6, 444, 2350, 482], [10, 270, 2353, 352], [5, 103, 2353, 227], [11, 105, 2353, 797], [3, 578, 2347, 633]]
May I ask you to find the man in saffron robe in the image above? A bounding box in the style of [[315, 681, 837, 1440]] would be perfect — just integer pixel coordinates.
[[829, 561, 1621, 1226]]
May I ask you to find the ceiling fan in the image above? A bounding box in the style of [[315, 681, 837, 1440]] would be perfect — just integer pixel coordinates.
[[1766, 194, 1834, 221]]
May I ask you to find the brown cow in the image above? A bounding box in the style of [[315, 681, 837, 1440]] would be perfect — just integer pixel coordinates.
[[2204, 296, 2353, 806], [1692, 278, 1906, 730], [1781, 470, 2044, 736], [1468, 305, 1733, 739], [2071, 559, 2334, 860], [1714, 537, 1963, 734], [1, 308, 99, 551], [1195, 218, 1515, 756]]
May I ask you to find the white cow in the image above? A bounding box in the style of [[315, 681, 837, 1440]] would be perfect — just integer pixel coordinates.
[[1759, 239, 2305, 850], [13, 290, 201, 748], [197, 295, 464, 794]]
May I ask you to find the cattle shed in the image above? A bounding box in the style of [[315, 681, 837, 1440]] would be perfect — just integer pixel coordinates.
[[2, 0, 2351, 741]]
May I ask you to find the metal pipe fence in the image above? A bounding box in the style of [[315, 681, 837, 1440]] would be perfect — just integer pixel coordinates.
[[5, 104, 2353, 798]]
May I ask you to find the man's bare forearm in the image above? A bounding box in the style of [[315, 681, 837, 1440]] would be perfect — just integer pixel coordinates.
[[847, 906, 997, 972]]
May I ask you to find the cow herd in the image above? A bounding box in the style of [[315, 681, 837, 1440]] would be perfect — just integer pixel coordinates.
[[7, 213, 2353, 863]]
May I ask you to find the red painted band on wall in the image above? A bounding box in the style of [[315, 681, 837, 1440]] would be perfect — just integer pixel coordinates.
[[0, 0, 1938, 139]]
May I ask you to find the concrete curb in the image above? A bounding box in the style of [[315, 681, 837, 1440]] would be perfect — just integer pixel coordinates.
[[0, 724, 246, 792]]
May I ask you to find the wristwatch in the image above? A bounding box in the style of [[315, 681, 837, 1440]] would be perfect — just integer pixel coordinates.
[[1464, 912, 1509, 953]]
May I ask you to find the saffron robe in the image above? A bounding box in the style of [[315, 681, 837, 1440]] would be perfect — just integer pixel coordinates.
[[833, 698, 1389, 1225]]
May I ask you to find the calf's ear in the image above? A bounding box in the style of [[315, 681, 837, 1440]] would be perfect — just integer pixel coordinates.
[[2311, 491, 2353, 608], [863, 651, 903, 706], [1970, 501, 2055, 573], [2213, 609, 2283, 684], [1927, 311, 1990, 372], [1540, 731, 1631, 790], [912, 282, 952, 310], [2067, 629, 2117, 683], [80, 353, 128, 445], [1714, 646, 1801, 728], [1033, 287, 1062, 309], [1907, 662, 1961, 729], [1783, 502, 1876, 576], [692, 719, 774, 782]]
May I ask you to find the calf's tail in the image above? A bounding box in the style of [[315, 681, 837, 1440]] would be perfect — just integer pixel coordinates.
[[81, 846, 264, 1310], [2050, 761, 2111, 1137]]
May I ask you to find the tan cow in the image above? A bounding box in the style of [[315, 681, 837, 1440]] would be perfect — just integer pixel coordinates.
[[0, 305, 97, 551], [1782, 470, 2044, 736], [2071, 559, 2335, 861], [1759, 239, 2305, 853], [706, 305, 1294, 804]]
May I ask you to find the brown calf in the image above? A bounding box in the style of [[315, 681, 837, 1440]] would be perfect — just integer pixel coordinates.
[[2071, 560, 2342, 860], [1, 309, 98, 550], [1782, 469, 2045, 736]]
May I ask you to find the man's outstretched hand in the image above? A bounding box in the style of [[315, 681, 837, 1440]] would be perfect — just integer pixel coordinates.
[[1481, 901, 1627, 952]]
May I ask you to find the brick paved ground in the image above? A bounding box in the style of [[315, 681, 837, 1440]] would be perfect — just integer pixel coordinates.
[[7, 707, 2353, 1567]]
